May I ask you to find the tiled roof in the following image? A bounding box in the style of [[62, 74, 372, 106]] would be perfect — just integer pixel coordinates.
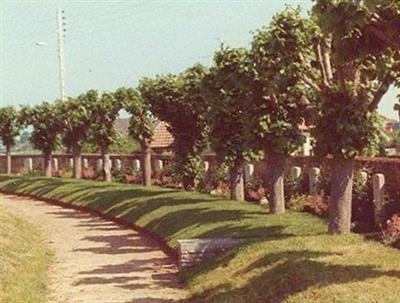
[[151, 121, 174, 148]]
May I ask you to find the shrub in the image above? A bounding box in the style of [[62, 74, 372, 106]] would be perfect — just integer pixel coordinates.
[[198, 164, 229, 194], [303, 192, 329, 218], [381, 213, 400, 248], [286, 194, 308, 211]]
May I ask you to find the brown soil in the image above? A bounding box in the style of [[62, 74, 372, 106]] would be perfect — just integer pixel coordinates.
[[0, 193, 188, 303]]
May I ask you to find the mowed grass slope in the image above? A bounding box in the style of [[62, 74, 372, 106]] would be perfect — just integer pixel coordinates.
[[0, 175, 399, 303], [0, 205, 52, 303]]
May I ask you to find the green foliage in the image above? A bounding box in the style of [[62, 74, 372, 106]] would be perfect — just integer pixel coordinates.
[[0, 106, 21, 150], [89, 91, 124, 152], [19, 102, 61, 154], [115, 87, 155, 145], [201, 47, 254, 166], [139, 64, 209, 189], [57, 91, 97, 151], [248, 7, 312, 155], [310, 0, 400, 159]]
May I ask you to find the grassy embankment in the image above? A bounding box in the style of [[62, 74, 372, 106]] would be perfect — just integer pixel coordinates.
[[0, 175, 399, 303], [0, 203, 52, 303]]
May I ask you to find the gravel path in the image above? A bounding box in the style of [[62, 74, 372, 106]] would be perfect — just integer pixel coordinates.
[[0, 193, 187, 303]]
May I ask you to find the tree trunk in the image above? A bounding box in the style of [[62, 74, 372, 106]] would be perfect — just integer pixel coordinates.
[[328, 158, 354, 234], [101, 145, 112, 182], [43, 151, 52, 178], [266, 152, 286, 214], [230, 161, 245, 201], [142, 140, 152, 186], [5, 144, 11, 175], [72, 145, 82, 179]]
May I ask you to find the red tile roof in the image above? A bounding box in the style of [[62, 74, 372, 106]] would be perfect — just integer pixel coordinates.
[[151, 121, 174, 148]]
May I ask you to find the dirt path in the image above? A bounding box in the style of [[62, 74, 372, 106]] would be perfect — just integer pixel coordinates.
[[0, 193, 187, 303]]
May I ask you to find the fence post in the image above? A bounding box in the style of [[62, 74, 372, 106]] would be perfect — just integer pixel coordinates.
[[373, 173, 385, 225], [309, 167, 320, 195]]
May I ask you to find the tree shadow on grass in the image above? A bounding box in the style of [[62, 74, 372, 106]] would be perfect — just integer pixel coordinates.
[[186, 248, 400, 303]]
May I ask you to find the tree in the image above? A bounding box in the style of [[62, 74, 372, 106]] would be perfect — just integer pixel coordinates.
[[20, 102, 61, 177], [115, 87, 155, 186], [139, 64, 208, 190], [201, 47, 254, 201], [249, 7, 312, 213], [307, 0, 400, 233], [57, 91, 97, 179], [89, 92, 123, 181], [0, 106, 21, 174]]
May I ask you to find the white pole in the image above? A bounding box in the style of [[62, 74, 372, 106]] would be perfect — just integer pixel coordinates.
[[57, 8, 66, 101]]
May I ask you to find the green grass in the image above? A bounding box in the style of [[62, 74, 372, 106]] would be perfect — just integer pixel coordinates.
[[0, 175, 399, 303], [0, 204, 52, 303]]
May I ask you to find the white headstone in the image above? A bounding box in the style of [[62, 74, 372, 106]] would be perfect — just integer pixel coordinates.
[[83, 158, 89, 169], [132, 159, 141, 172], [115, 159, 122, 171], [97, 159, 103, 171], [291, 166, 302, 179], [155, 159, 163, 172], [373, 173, 385, 206], [359, 171, 368, 185], [69, 158, 74, 168], [309, 167, 320, 195], [25, 158, 33, 172], [52, 158, 58, 172], [245, 163, 254, 182], [204, 161, 210, 173], [303, 133, 312, 156]]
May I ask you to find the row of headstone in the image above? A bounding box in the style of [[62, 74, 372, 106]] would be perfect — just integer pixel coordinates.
[[21, 157, 386, 204]]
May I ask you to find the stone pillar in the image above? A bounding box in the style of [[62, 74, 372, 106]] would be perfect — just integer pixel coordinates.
[[309, 167, 320, 195], [291, 166, 302, 179], [244, 163, 254, 182], [373, 173, 385, 225], [52, 158, 59, 172], [97, 159, 103, 171], [115, 159, 122, 171], [83, 158, 89, 169], [132, 159, 141, 172], [303, 133, 312, 156], [24, 158, 33, 173], [154, 159, 163, 172]]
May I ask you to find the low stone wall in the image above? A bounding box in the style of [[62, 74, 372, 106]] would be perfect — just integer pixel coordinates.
[[178, 238, 241, 270]]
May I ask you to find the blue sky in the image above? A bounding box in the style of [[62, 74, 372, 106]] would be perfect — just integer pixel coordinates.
[[0, 0, 398, 119]]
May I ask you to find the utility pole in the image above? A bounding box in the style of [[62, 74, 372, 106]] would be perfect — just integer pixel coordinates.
[[57, 8, 66, 101]]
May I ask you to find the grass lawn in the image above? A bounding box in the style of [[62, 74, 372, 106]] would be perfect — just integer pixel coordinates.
[[0, 203, 52, 303], [0, 175, 399, 303]]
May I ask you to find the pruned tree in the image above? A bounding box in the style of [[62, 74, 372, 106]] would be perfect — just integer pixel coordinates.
[[116, 87, 155, 186], [20, 102, 61, 177], [139, 64, 209, 190], [90, 92, 123, 182], [304, 0, 400, 233], [57, 91, 97, 179], [249, 7, 313, 213], [201, 47, 254, 201], [0, 106, 21, 174]]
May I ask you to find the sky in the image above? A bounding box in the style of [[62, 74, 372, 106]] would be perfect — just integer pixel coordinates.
[[0, 0, 399, 120]]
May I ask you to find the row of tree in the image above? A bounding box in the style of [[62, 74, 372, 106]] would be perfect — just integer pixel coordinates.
[[1, 1, 399, 234]]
